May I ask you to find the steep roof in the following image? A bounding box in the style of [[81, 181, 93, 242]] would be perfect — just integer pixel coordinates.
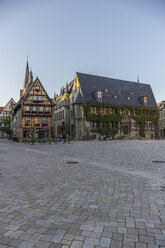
[[14, 77, 52, 112], [74, 91, 85, 104], [76, 72, 157, 108]]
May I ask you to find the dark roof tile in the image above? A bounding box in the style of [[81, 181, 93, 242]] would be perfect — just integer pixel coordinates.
[[76, 72, 157, 108]]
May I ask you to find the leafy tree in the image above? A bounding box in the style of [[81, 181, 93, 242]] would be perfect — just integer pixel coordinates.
[[0, 116, 13, 136]]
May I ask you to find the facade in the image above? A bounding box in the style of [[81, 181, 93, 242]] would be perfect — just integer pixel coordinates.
[[52, 72, 158, 140], [12, 60, 52, 141], [158, 101, 165, 138], [0, 98, 15, 138]]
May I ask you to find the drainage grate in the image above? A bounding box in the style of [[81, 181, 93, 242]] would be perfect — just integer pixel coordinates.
[[152, 161, 165, 163], [67, 161, 79, 164]]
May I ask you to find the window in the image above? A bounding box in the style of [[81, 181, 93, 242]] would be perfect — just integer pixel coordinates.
[[114, 95, 118, 99], [114, 108, 117, 115], [90, 107, 94, 114], [38, 96, 42, 101], [149, 123, 155, 130], [105, 122, 109, 129], [33, 95, 43, 102], [145, 123, 148, 130], [90, 122, 98, 130], [35, 86, 40, 91], [98, 91, 102, 99], [25, 106, 30, 112], [118, 90, 122, 94], [25, 117, 31, 124], [100, 108, 103, 115], [42, 117, 48, 125], [39, 106, 43, 112], [130, 92, 134, 95], [134, 122, 140, 130], [144, 96, 148, 104], [103, 108, 107, 115], [33, 95, 37, 101], [127, 96, 130, 101], [32, 106, 37, 112], [45, 107, 50, 113], [105, 88, 108, 92], [34, 118, 40, 125], [94, 107, 98, 115]]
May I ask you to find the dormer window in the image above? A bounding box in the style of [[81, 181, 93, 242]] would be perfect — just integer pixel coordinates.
[[118, 90, 122, 94], [114, 95, 118, 99], [127, 96, 130, 101], [105, 88, 108, 92], [144, 96, 148, 104], [98, 91, 102, 99], [130, 92, 134, 95], [94, 90, 102, 102]]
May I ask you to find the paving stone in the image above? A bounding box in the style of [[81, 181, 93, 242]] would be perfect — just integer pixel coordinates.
[[139, 235, 154, 244], [1, 140, 165, 248], [110, 240, 122, 248], [135, 243, 147, 248], [112, 233, 123, 241], [18, 241, 35, 248], [99, 237, 111, 247], [84, 237, 100, 245], [0, 237, 12, 245], [35, 241, 51, 248], [10, 230, 24, 239], [70, 240, 83, 247]]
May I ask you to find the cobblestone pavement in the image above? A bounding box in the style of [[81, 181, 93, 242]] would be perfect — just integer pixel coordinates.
[[0, 139, 165, 248]]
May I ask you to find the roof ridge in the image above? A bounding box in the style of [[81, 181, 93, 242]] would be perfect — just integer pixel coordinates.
[[76, 72, 150, 86]]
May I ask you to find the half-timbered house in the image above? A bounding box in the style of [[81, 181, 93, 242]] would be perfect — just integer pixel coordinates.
[[12, 60, 52, 141]]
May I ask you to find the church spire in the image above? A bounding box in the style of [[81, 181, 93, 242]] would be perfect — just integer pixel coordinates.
[[23, 56, 29, 90], [28, 67, 33, 85]]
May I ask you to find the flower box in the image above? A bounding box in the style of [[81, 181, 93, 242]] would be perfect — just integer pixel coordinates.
[[35, 124, 40, 126], [25, 111, 30, 113], [25, 123, 30, 126], [45, 111, 50, 114], [39, 111, 44, 114], [33, 100, 43, 103], [35, 89, 40, 92], [32, 111, 37, 113], [42, 124, 48, 127]]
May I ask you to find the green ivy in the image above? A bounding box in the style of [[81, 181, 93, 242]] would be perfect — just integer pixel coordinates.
[[83, 103, 159, 136]]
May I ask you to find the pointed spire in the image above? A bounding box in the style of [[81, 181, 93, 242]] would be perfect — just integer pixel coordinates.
[[53, 92, 56, 101], [137, 76, 140, 83], [28, 67, 33, 85], [23, 56, 29, 90]]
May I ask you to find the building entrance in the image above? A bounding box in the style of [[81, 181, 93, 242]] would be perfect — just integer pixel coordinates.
[[123, 125, 128, 135]]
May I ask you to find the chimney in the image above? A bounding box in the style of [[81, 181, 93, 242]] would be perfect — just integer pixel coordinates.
[[20, 89, 23, 99]]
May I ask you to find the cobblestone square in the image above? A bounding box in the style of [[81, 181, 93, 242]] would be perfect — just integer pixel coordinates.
[[0, 140, 165, 248]]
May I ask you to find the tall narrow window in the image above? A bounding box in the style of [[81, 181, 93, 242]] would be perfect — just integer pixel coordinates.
[[144, 96, 148, 105], [98, 91, 102, 99]]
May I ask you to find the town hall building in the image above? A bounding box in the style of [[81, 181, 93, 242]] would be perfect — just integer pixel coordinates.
[[52, 72, 158, 140]]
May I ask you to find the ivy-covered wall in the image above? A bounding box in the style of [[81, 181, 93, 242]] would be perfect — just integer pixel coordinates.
[[83, 103, 159, 136]]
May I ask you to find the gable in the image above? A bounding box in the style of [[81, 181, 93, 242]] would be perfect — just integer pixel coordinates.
[[23, 78, 52, 105]]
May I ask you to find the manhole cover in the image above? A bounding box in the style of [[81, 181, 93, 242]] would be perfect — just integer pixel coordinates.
[[67, 161, 79, 164], [152, 161, 165, 163]]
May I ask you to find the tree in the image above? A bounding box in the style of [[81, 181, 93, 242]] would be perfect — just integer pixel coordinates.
[[0, 116, 13, 136]]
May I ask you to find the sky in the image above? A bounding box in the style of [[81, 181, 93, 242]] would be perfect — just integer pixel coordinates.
[[0, 0, 165, 106]]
